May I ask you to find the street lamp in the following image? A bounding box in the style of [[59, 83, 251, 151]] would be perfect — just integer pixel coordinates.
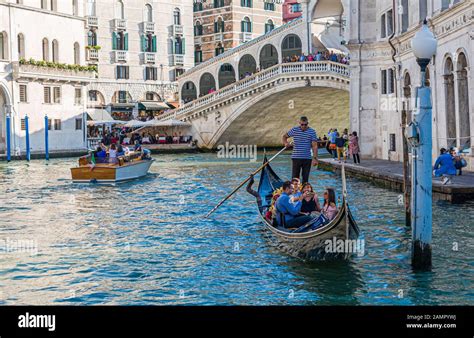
[[408, 19, 437, 270]]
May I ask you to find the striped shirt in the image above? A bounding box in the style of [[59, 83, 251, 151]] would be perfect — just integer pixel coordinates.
[[287, 126, 318, 159]]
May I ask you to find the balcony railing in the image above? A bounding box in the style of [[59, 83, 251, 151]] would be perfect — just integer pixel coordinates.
[[142, 52, 156, 64], [12, 62, 97, 84], [113, 18, 127, 30], [86, 49, 99, 61], [172, 24, 184, 36], [240, 32, 253, 43], [215, 32, 224, 41], [114, 50, 127, 62], [171, 54, 184, 66], [86, 16, 98, 28], [143, 21, 155, 33]]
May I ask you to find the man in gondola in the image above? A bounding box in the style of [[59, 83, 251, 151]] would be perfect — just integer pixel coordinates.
[[282, 116, 319, 183], [275, 181, 314, 229]]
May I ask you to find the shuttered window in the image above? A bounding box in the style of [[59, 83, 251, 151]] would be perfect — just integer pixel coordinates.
[[53, 87, 61, 103], [54, 119, 61, 130], [19, 84, 27, 102], [44, 86, 51, 103]]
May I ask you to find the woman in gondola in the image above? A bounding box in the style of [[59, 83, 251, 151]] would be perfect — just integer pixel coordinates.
[[321, 188, 338, 221], [300, 182, 321, 216]]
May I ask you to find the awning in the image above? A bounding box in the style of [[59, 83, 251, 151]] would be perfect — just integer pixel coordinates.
[[86, 109, 120, 125], [123, 120, 147, 128], [137, 101, 170, 110], [143, 119, 191, 127], [108, 103, 135, 112]]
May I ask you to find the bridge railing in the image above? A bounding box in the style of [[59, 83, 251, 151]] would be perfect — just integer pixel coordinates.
[[161, 61, 350, 121]]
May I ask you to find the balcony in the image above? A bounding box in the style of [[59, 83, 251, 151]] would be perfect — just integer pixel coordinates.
[[86, 16, 98, 28], [240, 32, 253, 43], [214, 32, 224, 41], [113, 18, 127, 30], [143, 21, 155, 33], [12, 62, 96, 84], [171, 54, 184, 66], [86, 48, 99, 61], [113, 50, 128, 62], [142, 52, 156, 64], [172, 24, 184, 36]]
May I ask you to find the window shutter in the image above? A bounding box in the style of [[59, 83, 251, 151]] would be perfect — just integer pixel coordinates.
[[152, 35, 157, 52], [249, 21, 252, 32], [170, 38, 175, 54], [141, 35, 146, 52], [241, 21, 244, 32], [181, 38, 185, 54], [124, 33, 129, 51], [112, 32, 117, 50], [214, 21, 218, 33]]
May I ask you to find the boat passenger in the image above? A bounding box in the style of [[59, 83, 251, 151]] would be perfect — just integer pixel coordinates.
[[134, 140, 142, 152], [290, 178, 302, 201], [108, 144, 118, 164], [321, 188, 338, 221], [96, 146, 107, 160], [116, 145, 125, 157], [275, 181, 314, 229], [300, 183, 321, 215]]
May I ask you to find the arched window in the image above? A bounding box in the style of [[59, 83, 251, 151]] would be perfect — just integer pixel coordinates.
[[214, 17, 224, 33], [52, 39, 59, 62], [42, 38, 49, 61], [173, 8, 181, 25], [194, 21, 203, 36], [87, 0, 96, 16], [0, 32, 8, 60], [265, 19, 274, 33], [88, 30, 97, 46], [241, 17, 252, 32], [215, 42, 224, 56], [241, 0, 252, 8], [17, 33, 25, 59], [116, 0, 124, 19], [72, 0, 79, 15], [144, 4, 153, 22], [74, 42, 80, 64], [403, 72, 412, 123], [194, 45, 203, 64]]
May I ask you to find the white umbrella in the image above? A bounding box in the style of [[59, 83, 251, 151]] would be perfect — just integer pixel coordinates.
[[145, 119, 191, 127], [124, 120, 147, 128]]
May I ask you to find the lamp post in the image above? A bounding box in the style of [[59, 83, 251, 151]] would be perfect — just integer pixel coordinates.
[[407, 20, 437, 270]]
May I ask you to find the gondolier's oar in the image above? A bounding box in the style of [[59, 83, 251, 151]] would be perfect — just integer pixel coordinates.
[[204, 145, 289, 218]]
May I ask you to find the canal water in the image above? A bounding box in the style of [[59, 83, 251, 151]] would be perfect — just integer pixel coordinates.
[[0, 152, 472, 305]]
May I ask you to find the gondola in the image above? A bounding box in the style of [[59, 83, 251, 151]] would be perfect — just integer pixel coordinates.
[[255, 157, 360, 261]]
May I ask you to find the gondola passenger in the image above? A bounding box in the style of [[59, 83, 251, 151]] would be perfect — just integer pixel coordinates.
[[300, 182, 321, 215], [321, 188, 338, 221], [275, 181, 314, 229]]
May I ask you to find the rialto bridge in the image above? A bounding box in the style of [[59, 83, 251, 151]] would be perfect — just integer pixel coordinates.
[[158, 0, 351, 149]]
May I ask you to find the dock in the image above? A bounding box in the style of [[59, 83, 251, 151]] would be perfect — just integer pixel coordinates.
[[319, 158, 474, 203]]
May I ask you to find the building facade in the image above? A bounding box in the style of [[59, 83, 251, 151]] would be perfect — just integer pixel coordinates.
[[85, 0, 194, 121], [0, 0, 93, 154], [282, 0, 302, 23], [346, 0, 473, 167], [193, 0, 282, 64]]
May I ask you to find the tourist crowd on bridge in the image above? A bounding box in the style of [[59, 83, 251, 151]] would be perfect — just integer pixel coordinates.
[[283, 50, 350, 64]]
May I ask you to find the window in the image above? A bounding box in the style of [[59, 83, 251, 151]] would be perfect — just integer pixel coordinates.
[[381, 69, 395, 95], [381, 14, 386, 38], [53, 86, 61, 103], [241, 0, 252, 8], [115, 0, 124, 19], [174, 37, 184, 54], [381, 9, 393, 38], [381, 70, 387, 95], [89, 90, 98, 102], [173, 8, 181, 25], [194, 22, 203, 36], [118, 91, 128, 103], [214, 18, 224, 33], [389, 134, 396, 152], [141, 34, 156, 52], [74, 42, 80, 64], [52, 39, 59, 62], [195, 49, 203, 64], [44, 86, 51, 103], [145, 66, 157, 80], [113, 31, 128, 51], [401, 0, 408, 33], [88, 30, 97, 46], [0, 32, 6, 59], [54, 119, 61, 130], [144, 4, 153, 22], [265, 20, 275, 33], [41, 0, 47, 9], [74, 88, 82, 105], [50, 0, 57, 11], [21, 119, 26, 131], [264, 1, 274, 11], [241, 17, 252, 32], [419, 0, 428, 22], [145, 92, 155, 100], [193, 2, 203, 11], [290, 3, 301, 13], [116, 65, 129, 79], [441, 0, 450, 11], [75, 118, 83, 130], [42, 38, 49, 61], [73, 0, 78, 15], [47, 118, 52, 130], [19, 84, 27, 102], [87, 0, 96, 16], [215, 43, 224, 56], [17, 34, 25, 59], [214, 0, 224, 8]]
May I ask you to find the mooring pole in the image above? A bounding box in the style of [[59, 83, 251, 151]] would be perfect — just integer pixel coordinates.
[[25, 115, 30, 161], [409, 20, 436, 271], [401, 108, 411, 227], [44, 115, 49, 161], [6, 112, 11, 162]]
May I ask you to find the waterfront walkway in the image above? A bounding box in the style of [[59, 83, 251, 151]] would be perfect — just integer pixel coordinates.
[[319, 158, 474, 203]]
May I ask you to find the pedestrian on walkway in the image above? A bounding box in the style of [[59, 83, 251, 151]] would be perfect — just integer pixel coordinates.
[[349, 131, 361, 164], [433, 148, 457, 184], [335, 132, 346, 163]]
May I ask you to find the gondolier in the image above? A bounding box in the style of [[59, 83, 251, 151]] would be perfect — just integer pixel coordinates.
[[282, 116, 319, 183]]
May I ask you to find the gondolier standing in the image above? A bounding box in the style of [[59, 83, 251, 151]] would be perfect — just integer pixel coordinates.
[[282, 116, 319, 183]]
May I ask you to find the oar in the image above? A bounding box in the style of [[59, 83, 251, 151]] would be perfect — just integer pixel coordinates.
[[204, 145, 289, 218]]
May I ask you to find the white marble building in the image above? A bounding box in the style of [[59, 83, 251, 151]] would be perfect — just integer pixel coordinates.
[[346, 0, 473, 167]]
